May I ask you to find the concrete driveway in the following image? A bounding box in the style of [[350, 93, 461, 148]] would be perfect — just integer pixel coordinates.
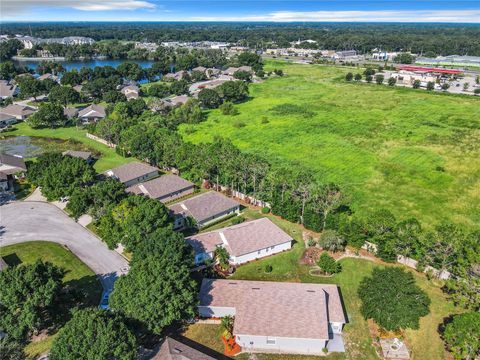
[[0, 201, 128, 291]]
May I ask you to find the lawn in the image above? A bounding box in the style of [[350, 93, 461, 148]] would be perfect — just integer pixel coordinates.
[[1, 241, 102, 359], [180, 61, 480, 230], [183, 207, 458, 360], [9, 122, 133, 172]]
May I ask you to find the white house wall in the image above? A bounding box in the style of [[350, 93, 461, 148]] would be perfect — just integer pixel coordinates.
[[198, 305, 235, 318], [123, 171, 159, 188], [235, 334, 326, 355], [231, 241, 292, 265]]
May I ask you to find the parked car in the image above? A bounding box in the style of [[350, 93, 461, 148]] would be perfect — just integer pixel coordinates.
[[99, 291, 110, 310]]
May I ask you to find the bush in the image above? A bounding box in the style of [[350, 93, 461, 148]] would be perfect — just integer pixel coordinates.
[[231, 216, 245, 225], [219, 101, 238, 115], [307, 238, 317, 247], [318, 230, 345, 252], [265, 264, 273, 273], [345, 72, 353, 81], [474, 88, 480, 95], [261, 116, 269, 124], [233, 121, 246, 128], [261, 206, 270, 214], [443, 312, 480, 360], [317, 252, 341, 274]]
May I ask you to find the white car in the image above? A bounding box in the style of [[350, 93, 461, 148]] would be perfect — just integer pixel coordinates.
[[99, 291, 110, 310]]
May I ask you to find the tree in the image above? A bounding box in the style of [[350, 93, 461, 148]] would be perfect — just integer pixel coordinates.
[[441, 83, 450, 91], [215, 246, 230, 270], [233, 70, 252, 82], [463, 82, 470, 91], [358, 267, 430, 331], [0, 337, 25, 360], [168, 99, 204, 126], [26, 103, 68, 129], [50, 309, 137, 360], [394, 53, 415, 64], [16, 75, 43, 100], [412, 79, 421, 89], [345, 72, 353, 81], [198, 88, 222, 109], [318, 230, 346, 252], [475, 88, 480, 96], [48, 85, 80, 105], [0, 260, 64, 341], [147, 83, 170, 98], [317, 252, 341, 274], [388, 77, 397, 86], [375, 74, 384, 84], [27, 153, 96, 200], [110, 228, 197, 334], [117, 62, 144, 81], [217, 80, 249, 102], [354, 73, 362, 81], [426, 81, 435, 91], [365, 74, 373, 83], [443, 312, 480, 360], [191, 70, 206, 82], [169, 79, 189, 95], [219, 101, 238, 115], [0, 61, 17, 80], [102, 90, 126, 103]]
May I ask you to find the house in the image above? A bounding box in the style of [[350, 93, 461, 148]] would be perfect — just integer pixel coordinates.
[[0, 82, 19, 99], [223, 67, 239, 76], [198, 279, 347, 355], [164, 71, 188, 81], [62, 150, 94, 164], [167, 95, 189, 107], [72, 85, 83, 93], [78, 104, 106, 124], [0, 104, 36, 120], [37, 73, 59, 82], [169, 191, 240, 230], [0, 113, 17, 128], [121, 85, 140, 100], [0, 153, 27, 191], [104, 162, 159, 187], [192, 66, 207, 74], [237, 65, 253, 73], [149, 337, 216, 360], [186, 217, 293, 265], [127, 174, 195, 203], [63, 107, 79, 120]]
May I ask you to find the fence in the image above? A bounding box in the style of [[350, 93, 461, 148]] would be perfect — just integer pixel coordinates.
[[86, 133, 117, 148]]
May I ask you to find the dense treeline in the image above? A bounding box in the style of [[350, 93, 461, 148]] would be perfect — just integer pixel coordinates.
[[2, 23, 480, 55]]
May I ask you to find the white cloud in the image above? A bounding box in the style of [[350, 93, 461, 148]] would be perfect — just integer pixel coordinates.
[[1, 0, 155, 17], [190, 10, 480, 23]]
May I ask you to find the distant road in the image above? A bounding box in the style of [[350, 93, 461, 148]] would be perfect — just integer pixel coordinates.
[[0, 201, 128, 291]]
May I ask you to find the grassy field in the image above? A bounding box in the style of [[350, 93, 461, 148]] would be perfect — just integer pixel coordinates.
[[8, 122, 133, 172], [180, 61, 480, 230], [183, 208, 458, 360], [1, 241, 102, 359]]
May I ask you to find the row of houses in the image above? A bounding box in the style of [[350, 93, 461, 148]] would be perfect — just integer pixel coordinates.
[[103, 161, 347, 354], [1, 35, 95, 49]]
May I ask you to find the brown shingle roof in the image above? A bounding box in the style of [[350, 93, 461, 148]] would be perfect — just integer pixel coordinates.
[[0, 153, 27, 175], [126, 174, 194, 201], [199, 279, 346, 340], [0, 83, 17, 97], [0, 104, 35, 118], [78, 104, 106, 119], [186, 217, 292, 256], [105, 162, 159, 184], [168, 191, 239, 223], [150, 337, 216, 360]]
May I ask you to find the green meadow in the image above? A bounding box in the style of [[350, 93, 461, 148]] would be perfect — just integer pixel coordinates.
[[180, 61, 480, 229]]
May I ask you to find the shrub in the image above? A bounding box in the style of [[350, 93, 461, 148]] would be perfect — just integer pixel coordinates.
[[354, 73, 362, 81], [233, 121, 246, 128], [317, 252, 341, 274], [231, 216, 245, 225], [318, 230, 345, 252], [388, 77, 397, 86], [261, 116, 269, 124], [270, 103, 315, 118], [345, 72, 353, 81], [474, 88, 480, 95], [443, 312, 480, 360], [307, 238, 317, 247], [265, 264, 273, 273], [261, 206, 270, 214], [219, 101, 238, 115]]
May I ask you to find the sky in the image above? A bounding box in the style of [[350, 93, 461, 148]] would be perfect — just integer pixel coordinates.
[[1, 0, 480, 23]]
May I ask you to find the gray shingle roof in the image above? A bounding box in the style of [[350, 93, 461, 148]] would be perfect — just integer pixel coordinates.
[[105, 162, 159, 184], [126, 174, 194, 201], [78, 104, 106, 119], [199, 279, 346, 340], [169, 191, 239, 223], [0, 153, 27, 175], [186, 217, 292, 256], [62, 150, 92, 161], [150, 337, 216, 360], [0, 104, 35, 117]]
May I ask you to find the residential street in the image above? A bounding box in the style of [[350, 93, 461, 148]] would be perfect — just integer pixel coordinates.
[[0, 201, 128, 291]]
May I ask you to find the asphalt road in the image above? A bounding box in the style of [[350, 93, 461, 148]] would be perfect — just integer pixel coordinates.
[[0, 201, 128, 291]]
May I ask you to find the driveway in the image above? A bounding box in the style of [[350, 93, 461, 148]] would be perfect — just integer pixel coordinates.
[[0, 201, 128, 291]]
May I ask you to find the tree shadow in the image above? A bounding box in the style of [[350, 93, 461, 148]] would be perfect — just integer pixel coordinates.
[[3, 252, 21, 266]]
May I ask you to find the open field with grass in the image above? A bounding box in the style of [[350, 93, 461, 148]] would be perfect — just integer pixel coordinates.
[[180, 61, 480, 230], [7, 122, 133, 172], [184, 207, 459, 360], [1, 241, 102, 359]]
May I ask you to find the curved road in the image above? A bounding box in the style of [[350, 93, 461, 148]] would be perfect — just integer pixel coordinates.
[[1, 201, 128, 291]]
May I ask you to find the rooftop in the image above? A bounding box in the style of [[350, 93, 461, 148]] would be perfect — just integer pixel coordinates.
[[0, 104, 35, 117], [127, 174, 194, 202], [169, 191, 239, 223], [78, 104, 106, 118], [0, 153, 27, 175], [62, 150, 92, 161], [186, 217, 292, 256], [199, 279, 346, 340], [105, 162, 159, 184], [150, 337, 216, 360]]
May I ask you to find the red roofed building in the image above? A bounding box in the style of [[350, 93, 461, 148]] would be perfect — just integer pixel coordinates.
[[398, 65, 462, 75]]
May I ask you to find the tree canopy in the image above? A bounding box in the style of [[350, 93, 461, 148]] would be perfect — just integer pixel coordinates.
[[443, 312, 480, 360], [50, 308, 137, 360], [26, 103, 68, 129], [358, 267, 430, 331]]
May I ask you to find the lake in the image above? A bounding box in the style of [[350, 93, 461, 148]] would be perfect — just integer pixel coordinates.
[[13, 59, 155, 73]]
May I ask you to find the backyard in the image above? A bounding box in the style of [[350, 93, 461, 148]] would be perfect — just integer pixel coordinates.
[[1, 241, 102, 359], [184, 207, 459, 360], [180, 61, 480, 230]]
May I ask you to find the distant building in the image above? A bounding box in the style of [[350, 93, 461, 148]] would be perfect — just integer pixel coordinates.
[[416, 55, 480, 68], [0, 104, 36, 120], [78, 104, 106, 124], [186, 217, 293, 265], [127, 174, 195, 203], [169, 191, 240, 230], [198, 279, 347, 355], [104, 162, 159, 187]]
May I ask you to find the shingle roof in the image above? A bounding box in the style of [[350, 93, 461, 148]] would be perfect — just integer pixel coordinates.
[[63, 107, 79, 118], [199, 279, 346, 340], [186, 217, 292, 256], [105, 162, 159, 184], [126, 174, 194, 201], [0, 83, 17, 97], [78, 104, 106, 118], [62, 150, 92, 161], [0, 104, 35, 117], [150, 337, 216, 360], [169, 191, 239, 223], [0, 153, 27, 175]]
